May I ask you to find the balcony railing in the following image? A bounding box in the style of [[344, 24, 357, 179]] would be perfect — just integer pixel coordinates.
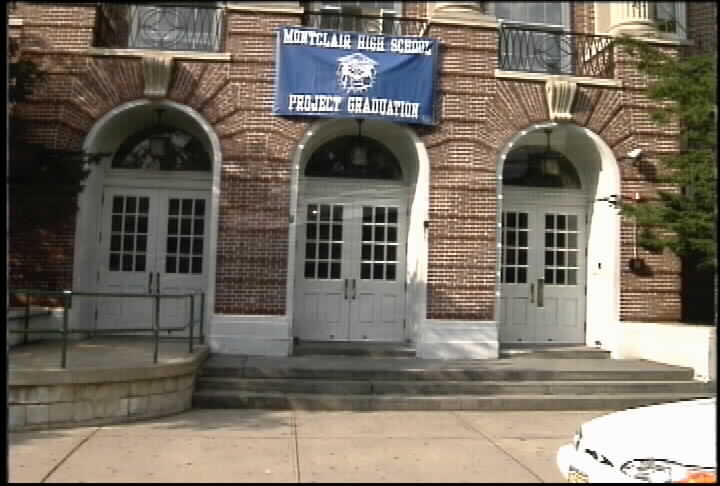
[[302, 10, 428, 37], [499, 25, 615, 79], [94, 4, 224, 52]]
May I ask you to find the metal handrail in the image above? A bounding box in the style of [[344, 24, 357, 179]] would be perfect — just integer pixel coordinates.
[[93, 4, 225, 52], [9, 289, 206, 368], [498, 25, 615, 79]]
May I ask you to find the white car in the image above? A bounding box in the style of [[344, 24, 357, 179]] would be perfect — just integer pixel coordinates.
[[557, 398, 716, 483]]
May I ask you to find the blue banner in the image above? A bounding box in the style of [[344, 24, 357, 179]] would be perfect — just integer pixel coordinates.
[[273, 26, 439, 126]]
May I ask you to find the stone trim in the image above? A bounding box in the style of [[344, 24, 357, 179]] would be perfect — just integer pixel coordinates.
[[494, 69, 623, 88], [142, 52, 174, 98], [226, 4, 304, 15], [9, 347, 209, 386], [87, 47, 232, 62], [545, 77, 578, 121], [9, 374, 196, 431]]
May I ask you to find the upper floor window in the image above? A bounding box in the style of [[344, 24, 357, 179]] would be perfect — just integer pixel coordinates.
[[94, 3, 224, 52], [307, 1, 402, 35], [653, 1, 685, 38], [493, 2, 568, 30], [494, 2, 573, 75]]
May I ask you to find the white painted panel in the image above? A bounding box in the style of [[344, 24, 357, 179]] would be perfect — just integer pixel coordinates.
[[358, 293, 374, 323], [381, 294, 397, 323], [560, 298, 578, 327], [324, 292, 343, 324]]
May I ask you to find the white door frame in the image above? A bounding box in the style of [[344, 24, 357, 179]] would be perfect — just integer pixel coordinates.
[[73, 100, 221, 336], [295, 179, 409, 341], [287, 119, 430, 345], [495, 122, 621, 351], [500, 187, 588, 343]]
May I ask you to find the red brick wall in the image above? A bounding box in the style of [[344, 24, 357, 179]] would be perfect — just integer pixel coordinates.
[[9, 2, 685, 322], [686, 2, 717, 54]]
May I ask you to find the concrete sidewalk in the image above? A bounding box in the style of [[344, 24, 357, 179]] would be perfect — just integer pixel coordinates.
[[8, 408, 609, 483]]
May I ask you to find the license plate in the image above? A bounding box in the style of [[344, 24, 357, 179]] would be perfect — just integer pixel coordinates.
[[568, 466, 589, 483]]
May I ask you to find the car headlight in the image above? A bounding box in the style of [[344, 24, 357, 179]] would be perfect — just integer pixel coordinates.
[[621, 459, 716, 483]]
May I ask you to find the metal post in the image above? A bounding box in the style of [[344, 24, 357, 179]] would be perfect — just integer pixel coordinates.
[[188, 294, 195, 354], [200, 293, 205, 345], [61, 291, 70, 369], [23, 293, 30, 344], [153, 293, 160, 364]]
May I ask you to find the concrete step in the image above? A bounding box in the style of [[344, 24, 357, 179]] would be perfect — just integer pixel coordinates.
[[499, 346, 611, 359], [193, 390, 716, 411], [196, 377, 715, 396], [201, 364, 695, 382], [293, 341, 416, 358]]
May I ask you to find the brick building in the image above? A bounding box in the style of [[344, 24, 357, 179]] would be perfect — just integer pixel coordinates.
[[7, 2, 716, 358]]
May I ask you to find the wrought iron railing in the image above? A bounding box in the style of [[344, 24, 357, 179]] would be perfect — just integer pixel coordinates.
[[498, 25, 615, 79], [94, 4, 224, 52], [302, 10, 428, 37], [9, 289, 206, 368]]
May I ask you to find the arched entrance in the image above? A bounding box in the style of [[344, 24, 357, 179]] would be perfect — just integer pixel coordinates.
[[73, 101, 221, 333], [497, 123, 621, 346], [290, 119, 427, 343]]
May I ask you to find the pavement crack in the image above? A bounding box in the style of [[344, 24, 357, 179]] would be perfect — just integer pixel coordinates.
[[452, 412, 545, 483], [291, 410, 302, 483], [40, 426, 102, 483]]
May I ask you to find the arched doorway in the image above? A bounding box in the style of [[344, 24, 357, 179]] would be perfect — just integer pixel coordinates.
[[291, 119, 426, 342], [497, 123, 620, 346], [74, 101, 220, 333]]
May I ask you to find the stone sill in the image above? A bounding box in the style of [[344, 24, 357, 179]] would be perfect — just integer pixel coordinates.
[[87, 47, 232, 62], [226, 4, 304, 15], [9, 17, 23, 27], [494, 69, 623, 88], [430, 15, 498, 30]]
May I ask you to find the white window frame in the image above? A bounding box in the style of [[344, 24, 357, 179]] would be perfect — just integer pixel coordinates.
[[310, 1, 402, 35], [653, 1, 687, 40], [492, 2, 572, 75], [128, 3, 223, 52]]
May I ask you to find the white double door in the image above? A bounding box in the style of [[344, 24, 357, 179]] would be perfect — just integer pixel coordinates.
[[500, 193, 587, 343], [294, 196, 407, 342], [96, 186, 209, 331]]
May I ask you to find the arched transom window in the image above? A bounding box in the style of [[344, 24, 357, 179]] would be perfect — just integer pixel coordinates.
[[502, 145, 581, 189], [305, 135, 403, 180], [112, 126, 211, 171]]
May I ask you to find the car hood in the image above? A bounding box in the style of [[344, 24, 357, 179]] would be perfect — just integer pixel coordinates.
[[580, 398, 716, 468]]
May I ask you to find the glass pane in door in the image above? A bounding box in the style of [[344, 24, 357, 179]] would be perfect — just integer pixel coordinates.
[[360, 205, 399, 280], [543, 213, 580, 285], [109, 195, 150, 272], [165, 198, 206, 274], [304, 203, 344, 280], [501, 211, 529, 284]]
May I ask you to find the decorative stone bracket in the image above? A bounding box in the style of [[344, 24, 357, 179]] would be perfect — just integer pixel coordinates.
[[545, 77, 578, 122], [143, 52, 175, 99]]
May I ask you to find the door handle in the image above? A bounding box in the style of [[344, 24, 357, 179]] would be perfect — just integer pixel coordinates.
[[156, 272, 160, 294], [344, 278, 348, 300], [530, 282, 534, 303], [536, 278, 544, 307], [149, 273, 154, 294], [351, 279, 356, 300]]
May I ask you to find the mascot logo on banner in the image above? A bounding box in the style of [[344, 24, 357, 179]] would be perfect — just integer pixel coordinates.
[[336, 53, 378, 94]]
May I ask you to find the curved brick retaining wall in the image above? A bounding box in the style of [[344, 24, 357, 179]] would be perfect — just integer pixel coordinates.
[[9, 346, 209, 432]]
